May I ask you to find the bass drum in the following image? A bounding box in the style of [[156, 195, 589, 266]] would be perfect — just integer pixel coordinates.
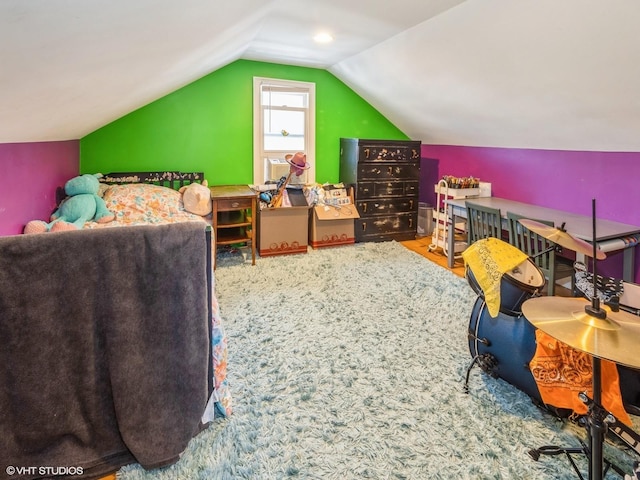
[[466, 257, 545, 316], [618, 365, 640, 414], [468, 297, 640, 416], [467, 296, 541, 401]]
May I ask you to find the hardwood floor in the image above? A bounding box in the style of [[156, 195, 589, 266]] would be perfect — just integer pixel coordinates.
[[400, 236, 466, 278]]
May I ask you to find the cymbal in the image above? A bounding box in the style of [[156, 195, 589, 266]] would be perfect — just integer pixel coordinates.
[[522, 296, 640, 369], [519, 219, 606, 260]]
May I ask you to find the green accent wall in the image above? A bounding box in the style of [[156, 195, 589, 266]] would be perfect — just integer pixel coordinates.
[[80, 60, 409, 185]]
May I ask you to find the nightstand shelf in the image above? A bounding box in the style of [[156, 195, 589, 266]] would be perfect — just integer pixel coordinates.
[[216, 225, 252, 244], [209, 185, 257, 268]]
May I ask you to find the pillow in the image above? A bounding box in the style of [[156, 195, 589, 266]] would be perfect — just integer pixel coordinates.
[[180, 180, 212, 216], [101, 183, 187, 224]]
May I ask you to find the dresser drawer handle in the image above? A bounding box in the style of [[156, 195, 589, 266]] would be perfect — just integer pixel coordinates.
[[231, 201, 240, 208], [388, 166, 393, 175]]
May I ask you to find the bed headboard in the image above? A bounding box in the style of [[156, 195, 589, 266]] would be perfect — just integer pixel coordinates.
[[55, 171, 205, 206], [99, 171, 205, 189]]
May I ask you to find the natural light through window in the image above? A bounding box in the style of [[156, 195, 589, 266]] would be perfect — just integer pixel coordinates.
[[253, 77, 315, 185]]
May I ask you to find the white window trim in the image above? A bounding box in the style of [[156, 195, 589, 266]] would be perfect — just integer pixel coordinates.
[[253, 77, 316, 185]]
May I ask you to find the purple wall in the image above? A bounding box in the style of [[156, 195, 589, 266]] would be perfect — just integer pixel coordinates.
[[0, 141, 79, 236], [2, 140, 639, 281], [422, 145, 640, 282]]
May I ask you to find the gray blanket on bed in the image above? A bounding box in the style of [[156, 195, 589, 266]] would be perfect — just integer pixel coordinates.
[[0, 223, 210, 479]]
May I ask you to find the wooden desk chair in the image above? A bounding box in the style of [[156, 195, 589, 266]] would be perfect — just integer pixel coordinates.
[[507, 211, 575, 296], [465, 201, 502, 245]]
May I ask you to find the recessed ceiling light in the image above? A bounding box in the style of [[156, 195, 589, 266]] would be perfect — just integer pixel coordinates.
[[314, 32, 333, 44]]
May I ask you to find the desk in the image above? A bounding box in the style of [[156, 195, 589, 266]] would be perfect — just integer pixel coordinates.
[[210, 185, 257, 269], [446, 197, 640, 282]]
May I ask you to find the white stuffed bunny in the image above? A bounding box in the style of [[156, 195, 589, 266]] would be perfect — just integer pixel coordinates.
[[179, 180, 212, 216]]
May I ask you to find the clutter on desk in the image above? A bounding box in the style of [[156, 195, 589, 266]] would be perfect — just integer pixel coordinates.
[[435, 176, 492, 198], [442, 175, 480, 189]]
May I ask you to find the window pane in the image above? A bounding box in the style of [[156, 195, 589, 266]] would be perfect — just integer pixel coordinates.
[[262, 90, 308, 108], [264, 133, 305, 151], [263, 109, 305, 151]]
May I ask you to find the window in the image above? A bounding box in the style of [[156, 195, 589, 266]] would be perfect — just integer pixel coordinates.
[[253, 77, 315, 185]]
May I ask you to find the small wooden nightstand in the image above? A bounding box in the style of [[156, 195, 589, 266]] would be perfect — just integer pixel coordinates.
[[209, 185, 257, 269]]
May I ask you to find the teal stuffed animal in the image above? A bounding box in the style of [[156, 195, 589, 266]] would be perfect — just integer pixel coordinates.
[[24, 174, 115, 234]]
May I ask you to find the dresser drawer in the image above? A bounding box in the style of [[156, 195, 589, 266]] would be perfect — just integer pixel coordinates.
[[356, 198, 417, 216], [355, 213, 418, 241], [357, 180, 419, 199], [405, 181, 419, 196], [357, 162, 419, 180], [358, 145, 420, 163], [216, 197, 253, 211]]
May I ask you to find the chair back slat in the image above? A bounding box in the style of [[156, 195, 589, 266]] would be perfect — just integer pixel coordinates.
[[465, 202, 502, 245], [506, 211, 574, 296], [506, 211, 555, 270]]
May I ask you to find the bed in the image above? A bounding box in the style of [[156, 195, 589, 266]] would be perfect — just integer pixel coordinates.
[[0, 171, 231, 480]]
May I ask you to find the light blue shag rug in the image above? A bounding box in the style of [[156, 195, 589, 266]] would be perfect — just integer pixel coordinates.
[[117, 241, 638, 479]]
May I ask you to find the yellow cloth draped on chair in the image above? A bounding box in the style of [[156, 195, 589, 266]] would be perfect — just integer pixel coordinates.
[[462, 238, 529, 317], [530, 330, 631, 426]]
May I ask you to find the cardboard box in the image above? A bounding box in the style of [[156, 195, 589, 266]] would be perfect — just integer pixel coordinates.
[[258, 189, 311, 256], [309, 203, 360, 249]]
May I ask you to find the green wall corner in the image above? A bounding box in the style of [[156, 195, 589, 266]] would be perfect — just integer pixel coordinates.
[[80, 60, 409, 185]]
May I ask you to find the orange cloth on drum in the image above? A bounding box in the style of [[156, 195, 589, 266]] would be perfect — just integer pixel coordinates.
[[462, 238, 529, 318], [530, 329, 631, 426]]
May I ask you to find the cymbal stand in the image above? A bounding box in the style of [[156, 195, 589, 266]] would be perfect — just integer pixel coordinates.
[[528, 223, 569, 259], [528, 200, 626, 480], [528, 362, 627, 480], [585, 199, 608, 480], [529, 244, 562, 260]]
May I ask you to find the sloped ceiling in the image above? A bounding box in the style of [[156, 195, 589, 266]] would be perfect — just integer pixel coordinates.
[[2, 0, 640, 151]]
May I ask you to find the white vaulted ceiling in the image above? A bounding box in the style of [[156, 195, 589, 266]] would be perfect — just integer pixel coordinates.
[[2, 0, 640, 151]]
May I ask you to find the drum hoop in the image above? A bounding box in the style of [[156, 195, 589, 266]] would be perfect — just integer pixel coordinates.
[[468, 298, 486, 357], [502, 258, 545, 292], [465, 266, 484, 297]]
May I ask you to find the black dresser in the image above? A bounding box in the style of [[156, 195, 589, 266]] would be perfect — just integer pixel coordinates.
[[339, 138, 421, 242]]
